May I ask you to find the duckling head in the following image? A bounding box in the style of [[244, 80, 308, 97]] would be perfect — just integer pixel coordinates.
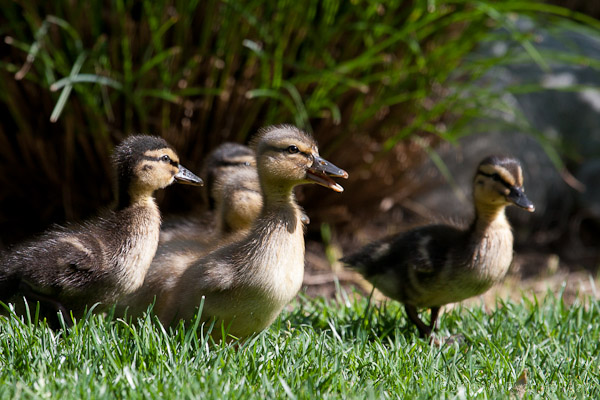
[[473, 155, 535, 213], [114, 135, 203, 208], [251, 125, 348, 195], [203, 142, 256, 209]]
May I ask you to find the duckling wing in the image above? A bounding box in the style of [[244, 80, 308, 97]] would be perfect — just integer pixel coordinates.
[[52, 235, 105, 274], [342, 225, 465, 300], [9, 231, 107, 297], [183, 258, 237, 293], [152, 255, 239, 325]]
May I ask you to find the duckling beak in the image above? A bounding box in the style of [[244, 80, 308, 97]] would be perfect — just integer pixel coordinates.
[[307, 155, 348, 193], [507, 186, 534, 212], [174, 165, 204, 186]]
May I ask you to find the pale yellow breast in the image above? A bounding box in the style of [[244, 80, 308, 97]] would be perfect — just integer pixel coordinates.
[[472, 221, 514, 283], [203, 215, 306, 337], [114, 201, 162, 296]]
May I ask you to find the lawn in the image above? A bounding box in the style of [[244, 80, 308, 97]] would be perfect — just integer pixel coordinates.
[[1, 288, 599, 399], [1, 1, 599, 398]]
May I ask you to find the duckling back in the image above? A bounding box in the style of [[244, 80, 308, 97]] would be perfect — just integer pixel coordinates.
[[344, 222, 513, 308], [1, 207, 160, 313]]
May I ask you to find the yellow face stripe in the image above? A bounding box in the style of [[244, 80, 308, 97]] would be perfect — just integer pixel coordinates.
[[143, 148, 179, 164], [478, 164, 518, 187], [224, 154, 256, 167], [515, 165, 523, 187]]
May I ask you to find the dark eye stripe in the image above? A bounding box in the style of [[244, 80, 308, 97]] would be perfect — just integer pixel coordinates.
[[263, 144, 311, 158], [216, 160, 252, 167], [477, 170, 512, 189], [141, 154, 179, 167]]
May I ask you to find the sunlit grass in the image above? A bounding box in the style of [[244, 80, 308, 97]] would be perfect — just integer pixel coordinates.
[[1, 289, 599, 399]]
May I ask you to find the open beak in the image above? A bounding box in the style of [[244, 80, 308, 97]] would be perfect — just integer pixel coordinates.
[[306, 155, 348, 192], [175, 165, 204, 186], [507, 186, 534, 212]]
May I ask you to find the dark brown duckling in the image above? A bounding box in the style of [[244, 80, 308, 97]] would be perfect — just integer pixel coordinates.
[[0, 135, 202, 326], [342, 155, 535, 338]]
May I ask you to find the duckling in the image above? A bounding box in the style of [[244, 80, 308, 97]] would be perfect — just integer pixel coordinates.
[[0, 135, 202, 326], [341, 155, 535, 338], [211, 151, 310, 234], [160, 142, 261, 245], [204, 142, 257, 211], [124, 125, 347, 339], [117, 144, 264, 319]]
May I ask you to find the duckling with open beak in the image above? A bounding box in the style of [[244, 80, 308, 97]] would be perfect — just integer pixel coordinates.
[[125, 125, 347, 340]]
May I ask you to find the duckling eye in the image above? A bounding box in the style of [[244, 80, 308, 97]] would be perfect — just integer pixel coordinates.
[[286, 145, 299, 154], [160, 155, 172, 163], [491, 173, 502, 182]]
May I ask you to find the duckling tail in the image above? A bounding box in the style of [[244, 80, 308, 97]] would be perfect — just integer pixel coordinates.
[[340, 238, 395, 277], [340, 253, 368, 274]]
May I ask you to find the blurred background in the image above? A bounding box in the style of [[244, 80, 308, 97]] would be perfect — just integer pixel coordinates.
[[1, 0, 599, 297]]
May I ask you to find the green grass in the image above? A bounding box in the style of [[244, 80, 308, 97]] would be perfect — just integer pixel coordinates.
[[1, 288, 599, 399]]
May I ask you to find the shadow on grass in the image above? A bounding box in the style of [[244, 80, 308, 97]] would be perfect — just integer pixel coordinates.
[[281, 290, 425, 344]]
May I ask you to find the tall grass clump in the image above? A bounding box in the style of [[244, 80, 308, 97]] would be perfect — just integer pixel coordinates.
[[0, 0, 598, 244]]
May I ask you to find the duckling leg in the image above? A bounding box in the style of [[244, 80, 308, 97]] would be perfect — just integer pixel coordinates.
[[429, 306, 440, 332], [404, 304, 433, 337]]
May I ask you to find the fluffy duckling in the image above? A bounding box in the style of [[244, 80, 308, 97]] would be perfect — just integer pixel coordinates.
[[0, 135, 202, 325], [342, 155, 535, 337], [119, 143, 264, 319], [160, 142, 261, 245], [204, 142, 257, 211], [127, 125, 347, 339], [209, 145, 310, 235]]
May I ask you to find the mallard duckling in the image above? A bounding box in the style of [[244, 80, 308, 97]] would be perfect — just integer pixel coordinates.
[[211, 151, 310, 234], [341, 155, 535, 337], [132, 125, 347, 339], [0, 135, 202, 325], [159, 142, 261, 244], [213, 167, 263, 236], [118, 144, 265, 319], [203, 142, 256, 210]]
